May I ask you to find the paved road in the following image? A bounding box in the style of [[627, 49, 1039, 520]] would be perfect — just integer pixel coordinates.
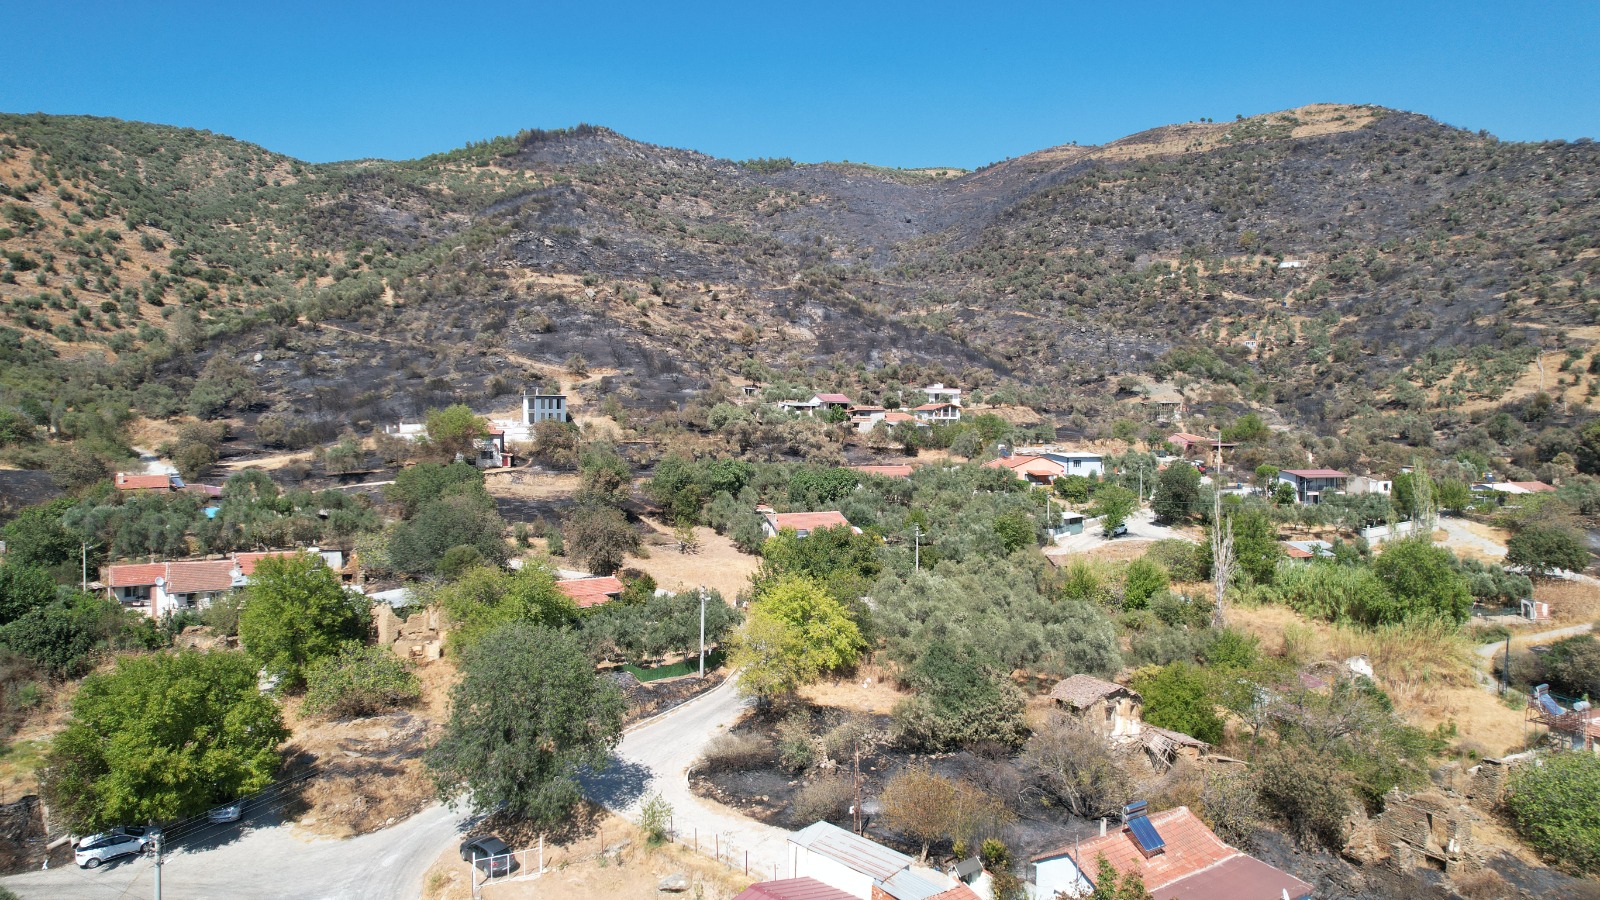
[[1438, 516, 1508, 560], [1050, 508, 1197, 554], [0, 801, 472, 900], [584, 674, 792, 882]]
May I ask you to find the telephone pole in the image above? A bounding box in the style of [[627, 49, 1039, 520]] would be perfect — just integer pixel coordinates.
[[150, 829, 163, 900], [698, 587, 707, 679]]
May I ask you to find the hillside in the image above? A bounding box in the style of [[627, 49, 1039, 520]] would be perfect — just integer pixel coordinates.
[[1, 104, 1597, 467]]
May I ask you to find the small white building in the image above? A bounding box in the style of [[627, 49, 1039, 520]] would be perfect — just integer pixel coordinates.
[[922, 383, 962, 407], [787, 821, 959, 900], [911, 402, 961, 424], [1040, 451, 1105, 479]]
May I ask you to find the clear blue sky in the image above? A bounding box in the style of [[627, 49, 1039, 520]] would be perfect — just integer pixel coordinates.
[[4, 1, 1596, 168]]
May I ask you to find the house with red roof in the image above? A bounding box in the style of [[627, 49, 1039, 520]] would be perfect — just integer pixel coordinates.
[[1032, 804, 1311, 900], [1277, 468, 1348, 504], [114, 472, 180, 492], [758, 508, 859, 539], [554, 575, 625, 609], [102, 548, 345, 618], [983, 454, 1066, 485], [1167, 433, 1234, 460], [811, 393, 854, 411], [911, 402, 960, 424]]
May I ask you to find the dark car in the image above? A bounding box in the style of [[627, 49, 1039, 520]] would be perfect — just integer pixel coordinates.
[[460, 835, 517, 876]]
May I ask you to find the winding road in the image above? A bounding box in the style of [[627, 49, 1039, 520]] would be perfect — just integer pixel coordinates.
[[0, 675, 773, 899]]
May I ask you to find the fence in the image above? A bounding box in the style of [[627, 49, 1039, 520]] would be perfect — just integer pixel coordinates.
[[471, 816, 783, 897]]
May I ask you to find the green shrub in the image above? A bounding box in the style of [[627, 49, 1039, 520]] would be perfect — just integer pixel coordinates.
[[302, 644, 421, 719], [1123, 558, 1169, 609], [1506, 751, 1600, 874], [1130, 661, 1223, 743]]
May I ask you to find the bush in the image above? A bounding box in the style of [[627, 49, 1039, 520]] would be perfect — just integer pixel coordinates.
[[776, 712, 818, 773], [1145, 540, 1203, 582], [1021, 713, 1133, 818], [790, 775, 853, 827], [1371, 538, 1472, 623], [639, 793, 673, 845], [891, 642, 1026, 752], [302, 644, 421, 719], [1122, 558, 1169, 609], [1506, 751, 1600, 874], [1257, 745, 1349, 850], [1130, 662, 1223, 743], [698, 732, 774, 771]]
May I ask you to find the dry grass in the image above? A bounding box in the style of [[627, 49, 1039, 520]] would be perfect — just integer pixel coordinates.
[[622, 517, 758, 602], [484, 472, 582, 502], [1081, 539, 1156, 563], [1535, 578, 1600, 625], [420, 813, 755, 900], [798, 661, 908, 715]]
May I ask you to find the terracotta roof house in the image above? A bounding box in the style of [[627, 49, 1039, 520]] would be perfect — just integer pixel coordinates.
[[1281, 540, 1334, 560], [554, 575, 625, 609], [850, 465, 914, 478], [735, 878, 859, 900], [1033, 804, 1311, 900], [102, 549, 344, 618], [114, 472, 180, 492], [759, 509, 859, 539], [983, 455, 1066, 485], [911, 402, 961, 423], [1278, 469, 1348, 504], [1167, 433, 1234, 459], [812, 393, 853, 408], [786, 821, 964, 900]]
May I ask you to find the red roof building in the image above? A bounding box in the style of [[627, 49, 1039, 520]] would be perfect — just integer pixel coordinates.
[[554, 576, 625, 609], [983, 455, 1066, 484], [114, 472, 178, 492], [734, 878, 858, 900], [761, 510, 857, 538], [1033, 806, 1310, 900]]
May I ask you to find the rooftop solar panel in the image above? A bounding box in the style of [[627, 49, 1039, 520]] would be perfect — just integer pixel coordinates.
[[1128, 815, 1165, 855], [1541, 694, 1566, 717]]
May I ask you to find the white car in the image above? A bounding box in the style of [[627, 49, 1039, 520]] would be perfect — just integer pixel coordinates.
[[74, 830, 150, 868], [208, 801, 242, 823]]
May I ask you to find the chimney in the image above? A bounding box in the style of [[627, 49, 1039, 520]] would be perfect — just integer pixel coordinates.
[[1100, 818, 1106, 837]]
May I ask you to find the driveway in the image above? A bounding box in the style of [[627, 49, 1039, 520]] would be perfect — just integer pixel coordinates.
[[583, 675, 791, 882], [1438, 516, 1508, 560], [1051, 508, 1197, 554], [0, 801, 471, 900]]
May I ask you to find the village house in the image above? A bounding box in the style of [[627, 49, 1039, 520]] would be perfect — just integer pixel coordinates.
[[1133, 384, 1185, 422], [1346, 475, 1393, 496], [848, 406, 888, 432], [758, 508, 859, 539], [921, 383, 962, 407], [1167, 433, 1234, 461], [114, 472, 181, 492], [1278, 468, 1348, 504], [1018, 448, 1106, 479], [811, 393, 854, 412], [553, 575, 625, 609], [877, 411, 929, 430], [101, 548, 345, 618], [1480, 479, 1557, 495], [1048, 674, 1209, 768], [1032, 803, 1312, 900], [1281, 539, 1334, 560], [982, 454, 1065, 485], [786, 821, 979, 900], [911, 402, 961, 424], [384, 389, 567, 470], [734, 879, 858, 900]]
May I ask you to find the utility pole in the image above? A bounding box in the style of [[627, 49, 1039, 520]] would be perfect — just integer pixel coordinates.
[[150, 829, 163, 900], [698, 586, 707, 679]]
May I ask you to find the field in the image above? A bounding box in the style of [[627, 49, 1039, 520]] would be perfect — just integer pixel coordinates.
[[623, 517, 759, 602]]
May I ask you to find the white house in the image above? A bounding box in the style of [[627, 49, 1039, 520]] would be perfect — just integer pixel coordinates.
[[1346, 475, 1392, 496], [1039, 451, 1105, 479], [787, 821, 965, 900], [922, 383, 962, 407], [1278, 468, 1348, 504], [102, 549, 345, 618], [911, 402, 961, 423]]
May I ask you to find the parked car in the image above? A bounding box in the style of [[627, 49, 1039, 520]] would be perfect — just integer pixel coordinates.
[[1106, 522, 1129, 538], [74, 826, 147, 851], [208, 801, 242, 823], [75, 830, 150, 869], [459, 835, 517, 876]]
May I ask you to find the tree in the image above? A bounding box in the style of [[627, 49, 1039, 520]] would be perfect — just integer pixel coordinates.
[[385, 462, 486, 516], [1090, 484, 1137, 536], [238, 554, 368, 688], [1254, 464, 1280, 490], [1022, 713, 1133, 818], [1435, 477, 1472, 514], [732, 576, 864, 701], [787, 467, 858, 508], [757, 524, 881, 608], [1207, 505, 1278, 587], [1539, 634, 1600, 699], [426, 624, 623, 827], [1131, 662, 1223, 744], [1371, 538, 1472, 623], [880, 765, 1014, 862], [1153, 462, 1201, 523], [424, 404, 487, 461], [1506, 750, 1600, 874], [1222, 413, 1269, 443], [1122, 558, 1168, 609], [42, 650, 286, 832], [435, 564, 576, 653], [1, 498, 80, 572], [387, 493, 508, 575], [1054, 475, 1094, 504], [561, 503, 640, 576], [891, 642, 1027, 752], [528, 420, 579, 470], [991, 510, 1036, 554], [1507, 523, 1591, 576], [578, 448, 633, 507], [302, 644, 421, 719], [1271, 481, 1297, 506], [0, 563, 59, 626]]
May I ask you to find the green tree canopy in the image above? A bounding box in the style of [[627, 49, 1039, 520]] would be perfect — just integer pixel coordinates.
[[732, 576, 864, 700], [560, 502, 640, 576], [1507, 523, 1591, 576], [432, 564, 576, 653], [387, 492, 508, 575], [239, 554, 368, 688], [1153, 462, 1201, 524], [426, 624, 624, 827], [891, 642, 1027, 751], [1131, 661, 1223, 744], [385, 462, 486, 517], [1507, 751, 1600, 874], [756, 524, 882, 607], [1371, 538, 1472, 623], [0, 562, 59, 626], [42, 650, 287, 832], [424, 404, 487, 460], [1090, 484, 1137, 536]]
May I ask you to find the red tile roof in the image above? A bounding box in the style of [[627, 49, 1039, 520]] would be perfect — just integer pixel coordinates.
[[734, 878, 859, 900], [1509, 481, 1556, 493], [233, 550, 306, 577], [984, 455, 1065, 478], [814, 393, 852, 404], [851, 465, 914, 478], [163, 560, 234, 594], [1282, 469, 1347, 479], [103, 563, 169, 588], [881, 412, 918, 424], [770, 511, 853, 533], [929, 883, 983, 900], [555, 576, 625, 608], [115, 473, 176, 491], [1035, 807, 1235, 894], [912, 402, 957, 411], [1281, 543, 1315, 559], [1153, 853, 1311, 900]]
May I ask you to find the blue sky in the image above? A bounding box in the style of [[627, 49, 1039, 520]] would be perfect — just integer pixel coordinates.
[[4, 1, 1596, 168]]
